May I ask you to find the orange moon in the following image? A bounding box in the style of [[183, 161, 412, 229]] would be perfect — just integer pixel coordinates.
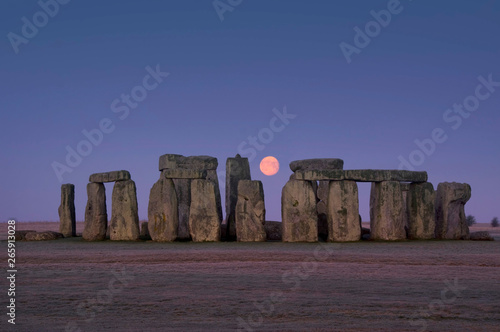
[[260, 156, 279, 176]]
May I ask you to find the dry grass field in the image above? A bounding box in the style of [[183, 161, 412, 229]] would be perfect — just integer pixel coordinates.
[[1, 222, 499, 331]]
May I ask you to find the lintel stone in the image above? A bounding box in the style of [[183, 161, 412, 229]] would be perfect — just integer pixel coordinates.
[[289, 158, 344, 172], [89, 170, 131, 183], [163, 169, 207, 179], [159, 154, 218, 171], [295, 169, 427, 182]]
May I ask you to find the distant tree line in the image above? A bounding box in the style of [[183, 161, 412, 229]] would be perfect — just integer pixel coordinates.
[[466, 215, 499, 227]]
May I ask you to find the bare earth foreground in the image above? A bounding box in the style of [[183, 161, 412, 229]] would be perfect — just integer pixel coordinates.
[[1, 222, 499, 332]]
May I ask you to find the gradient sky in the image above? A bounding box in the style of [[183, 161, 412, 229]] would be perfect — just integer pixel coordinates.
[[1, 0, 499, 223]]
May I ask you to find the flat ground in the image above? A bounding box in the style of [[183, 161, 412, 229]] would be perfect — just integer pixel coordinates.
[[1, 222, 499, 332]]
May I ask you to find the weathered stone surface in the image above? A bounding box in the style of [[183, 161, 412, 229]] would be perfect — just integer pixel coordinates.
[[469, 231, 494, 241], [435, 182, 471, 240], [89, 170, 131, 183], [109, 180, 140, 241], [15, 230, 36, 241], [189, 179, 221, 242], [400, 183, 411, 191], [401, 184, 410, 234], [206, 169, 223, 233], [295, 170, 344, 181], [159, 154, 218, 171], [225, 154, 251, 240], [281, 179, 318, 242], [235, 180, 266, 242], [25, 231, 64, 241], [265, 221, 282, 241], [327, 181, 361, 242], [158, 154, 184, 170], [310, 180, 318, 198], [83, 182, 107, 241], [290, 158, 344, 172], [370, 181, 406, 240], [148, 177, 178, 242], [58, 183, 76, 237], [295, 169, 428, 182], [345, 170, 427, 182], [407, 182, 435, 239], [317, 181, 329, 202], [172, 178, 191, 240], [184, 155, 218, 170], [140, 222, 151, 240], [163, 169, 207, 179]]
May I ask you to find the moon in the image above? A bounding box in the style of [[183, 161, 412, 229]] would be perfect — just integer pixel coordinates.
[[260, 156, 280, 176]]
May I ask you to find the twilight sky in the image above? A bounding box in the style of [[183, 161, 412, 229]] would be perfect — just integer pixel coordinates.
[[1, 0, 499, 223]]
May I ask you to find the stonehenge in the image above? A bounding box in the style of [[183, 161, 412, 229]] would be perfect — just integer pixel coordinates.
[[285, 158, 472, 242], [70, 155, 476, 243], [58, 183, 76, 237]]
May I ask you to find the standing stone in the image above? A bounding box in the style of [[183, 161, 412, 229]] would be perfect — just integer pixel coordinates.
[[109, 180, 140, 241], [370, 181, 406, 240], [235, 180, 266, 242], [189, 179, 221, 242], [225, 154, 251, 240], [83, 183, 107, 241], [281, 179, 318, 242], [407, 182, 436, 239], [58, 184, 76, 237], [435, 182, 471, 240], [172, 178, 191, 240], [327, 181, 361, 242], [206, 169, 223, 226], [148, 177, 178, 242]]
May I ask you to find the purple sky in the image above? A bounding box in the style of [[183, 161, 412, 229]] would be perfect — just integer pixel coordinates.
[[1, 0, 499, 223]]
